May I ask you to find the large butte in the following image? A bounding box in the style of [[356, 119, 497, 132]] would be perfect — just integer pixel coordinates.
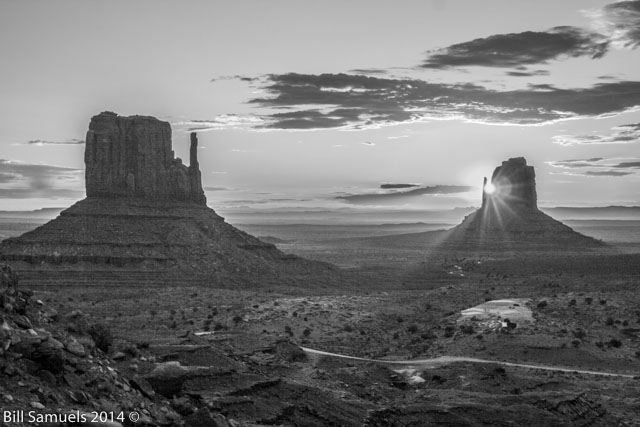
[[441, 157, 603, 251], [0, 112, 331, 287]]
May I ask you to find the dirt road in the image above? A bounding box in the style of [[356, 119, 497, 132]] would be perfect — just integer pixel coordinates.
[[300, 346, 638, 379]]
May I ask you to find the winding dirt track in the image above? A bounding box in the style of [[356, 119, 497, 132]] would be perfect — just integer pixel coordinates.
[[300, 346, 637, 379]]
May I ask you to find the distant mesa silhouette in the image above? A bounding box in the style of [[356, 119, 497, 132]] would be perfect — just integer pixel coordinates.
[[442, 157, 602, 250], [0, 112, 329, 286]]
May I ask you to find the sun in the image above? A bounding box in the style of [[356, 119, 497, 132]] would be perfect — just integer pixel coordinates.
[[484, 182, 496, 195]]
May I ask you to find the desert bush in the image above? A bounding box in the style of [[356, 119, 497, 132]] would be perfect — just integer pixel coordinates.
[[396, 317, 404, 323], [443, 325, 455, 338], [568, 299, 576, 307], [421, 330, 436, 340], [460, 324, 475, 334], [599, 299, 607, 305], [232, 315, 243, 324], [584, 297, 593, 305], [595, 341, 604, 348], [302, 328, 311, 337], [343, 324, 354, 332], [407, 324, 419, 333], [572, 329, 586, 339], [537, 301, 548, 309], [392, 332, 400, 339], [571, 340, 581, 348], [284, 325, 293, 336], [88, 323, 113, 353], [605, 317, 615, 326], [608, 338, 622, 348], [213, 322, 225, 331]]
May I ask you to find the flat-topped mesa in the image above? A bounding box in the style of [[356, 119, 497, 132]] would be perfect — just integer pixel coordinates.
[[481, 157, 537, 211], [85, 111, 206, 204]]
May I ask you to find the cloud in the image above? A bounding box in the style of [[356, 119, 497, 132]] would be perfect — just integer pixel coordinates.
[[349, 68, 388, 75], [210, 74, 257, 82], [547, 156, 640, 177], [24, 139, 84, 146], [547, 158, 605, 168], [505, 69, 550, 77], [0, 159, 84, 199], [421, 26, 609, 69], [552, 122, 640, 145], [614, 161, 640, 168], [248, 73, 640, 130], [584, 170, 633, 176], [173, 115, 266, 132], [337, 185, 474, 205], [588, 0, 640, 48]]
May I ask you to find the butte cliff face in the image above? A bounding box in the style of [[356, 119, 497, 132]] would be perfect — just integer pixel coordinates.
[[481, 157, 536, 211], [85, 111, 206, 204], [0, 112, 330, 286], [444, 157, 602, 251]]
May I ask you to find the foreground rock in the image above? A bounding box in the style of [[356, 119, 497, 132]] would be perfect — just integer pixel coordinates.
[[0, 264, 185, 426]]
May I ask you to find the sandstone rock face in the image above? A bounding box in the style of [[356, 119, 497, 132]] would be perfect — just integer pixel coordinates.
[[85, 112, 206, 204], [482, 157, 537, 210]]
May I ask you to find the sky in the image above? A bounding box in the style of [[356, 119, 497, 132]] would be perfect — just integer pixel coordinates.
[[1, 0, 639, 212]]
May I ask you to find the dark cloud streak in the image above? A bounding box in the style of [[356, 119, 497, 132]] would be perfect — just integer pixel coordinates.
[[421, 26, 609, 69], [249, 73, 640, 130]]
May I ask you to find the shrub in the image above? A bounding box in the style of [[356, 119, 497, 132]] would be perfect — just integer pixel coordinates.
[[572, 329, 586, 339], [460, 324, 475, 335], [302, 328, 311, 337], [608, 338, 622, 348], [407, 324, 419, 334], [421, 331, 436, 340], [537, 301, 548, 309], [343, 324, 354, 332], [444, 325, 455, 338], [584, 297, 593, 305], [284, 325, 293, 336], [88, 323, 113, 353], [605, 317, 615, 326], [232, 315, 243, 324], [568, 299, 577, 307]]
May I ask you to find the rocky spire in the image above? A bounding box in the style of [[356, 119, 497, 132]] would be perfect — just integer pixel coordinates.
[[84, 112, 206, 204]]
